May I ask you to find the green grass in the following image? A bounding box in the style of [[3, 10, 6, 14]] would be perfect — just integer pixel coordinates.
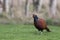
[[0, 24, 60, 40]]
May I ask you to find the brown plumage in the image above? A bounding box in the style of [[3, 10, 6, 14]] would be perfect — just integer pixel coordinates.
[[33, 14, 51, 32]]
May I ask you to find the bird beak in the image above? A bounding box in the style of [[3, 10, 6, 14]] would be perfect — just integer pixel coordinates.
[[33, 14, 35, 18]]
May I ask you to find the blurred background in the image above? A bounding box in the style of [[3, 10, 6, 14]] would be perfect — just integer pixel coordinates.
[[0, 0, 60, 26]]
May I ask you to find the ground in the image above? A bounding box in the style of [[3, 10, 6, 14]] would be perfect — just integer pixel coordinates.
[[0, 24, 60, 40]]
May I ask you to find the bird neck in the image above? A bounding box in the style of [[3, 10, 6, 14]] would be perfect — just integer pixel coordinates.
[[34, 16, 38, 22]]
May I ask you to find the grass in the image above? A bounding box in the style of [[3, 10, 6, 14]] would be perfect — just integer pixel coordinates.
[[0, 24, 60, 40]]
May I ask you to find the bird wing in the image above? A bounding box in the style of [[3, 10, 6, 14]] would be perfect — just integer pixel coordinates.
[[38, 19, 47, 28]]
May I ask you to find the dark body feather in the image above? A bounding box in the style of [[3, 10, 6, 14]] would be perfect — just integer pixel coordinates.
[[33, 14, 51, 32]]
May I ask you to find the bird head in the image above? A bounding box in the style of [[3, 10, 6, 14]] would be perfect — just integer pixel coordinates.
[[33, 14, 36, 17], [33, 14, 38, 19], [33, 14, 37, 18]]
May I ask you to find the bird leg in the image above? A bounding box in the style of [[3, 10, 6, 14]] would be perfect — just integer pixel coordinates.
[[38, 30, 43, 34]]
